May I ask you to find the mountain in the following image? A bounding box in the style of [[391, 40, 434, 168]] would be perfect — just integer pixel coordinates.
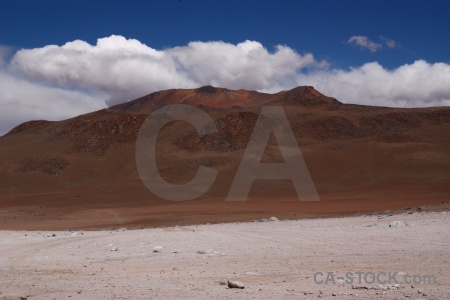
[[0, 86, 449, 230]]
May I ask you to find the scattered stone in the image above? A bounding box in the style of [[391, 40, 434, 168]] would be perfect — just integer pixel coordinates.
[[47, 233, 56, 237], [227, 280, 244, 289], [117, 228, 128, 232], [219, 279, 228, 286], [389, 221, 407, 228], [197, 249, 216, 255], [153, 246, 163, 253], [363, 223, 377, 227], [111, 247, 118, 251], [269, 216, 279, 222], [352, 285, 369, 290]]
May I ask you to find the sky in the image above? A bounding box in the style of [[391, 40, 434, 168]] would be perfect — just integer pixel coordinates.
[[0, 0, 449, 135]]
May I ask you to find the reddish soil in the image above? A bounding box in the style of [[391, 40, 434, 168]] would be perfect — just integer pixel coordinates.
[[0, 86, 449, 230]]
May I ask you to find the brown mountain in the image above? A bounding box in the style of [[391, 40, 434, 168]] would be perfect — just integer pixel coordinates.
[[0, 86, 449, 230]]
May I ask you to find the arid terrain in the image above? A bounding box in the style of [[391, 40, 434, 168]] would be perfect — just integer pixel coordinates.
[[0, 86, 449, 299], [1, 210, 449, 299], [0, 86, 449, 230]]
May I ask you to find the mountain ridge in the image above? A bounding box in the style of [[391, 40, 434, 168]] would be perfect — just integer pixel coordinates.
[[0, 86, 448, 230]]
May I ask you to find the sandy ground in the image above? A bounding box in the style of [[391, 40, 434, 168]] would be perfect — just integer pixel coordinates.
[[0, 211, 449, 300]]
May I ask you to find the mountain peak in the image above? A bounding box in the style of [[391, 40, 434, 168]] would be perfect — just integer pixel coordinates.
[[195, 85, 217, 94]]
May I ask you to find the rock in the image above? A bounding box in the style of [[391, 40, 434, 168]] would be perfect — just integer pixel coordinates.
[[47, 233, 56, 237], [227, 280, 245, 289], [111, 247, 118, 251], [332, 292, 337, 296], [269, 216, 279, 222], [219, 279, 228, 285], [389, 221, 407, 227], [153, 245, 163, 253], [352, 285, 369, 290], [196, 249, 218, 255]]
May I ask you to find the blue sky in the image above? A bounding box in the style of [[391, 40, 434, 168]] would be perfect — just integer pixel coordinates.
[[0, 0, 449, 135], [1, 0, 449, 68]]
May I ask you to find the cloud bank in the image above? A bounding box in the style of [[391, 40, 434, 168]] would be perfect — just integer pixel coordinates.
[[1, 35, 449, 135], [11, 36, 320, 106], [299, 60, 450, 107]]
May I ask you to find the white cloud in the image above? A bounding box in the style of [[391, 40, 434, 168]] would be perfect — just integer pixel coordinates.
[[380, 36, 397, 49], [11, 35, 320, 106], [297, 60, 450, 107], [347, 36, 382, 52], [1, 35, 449, 135], [168, 41, 317, 91], [0, 71, 106, 135]]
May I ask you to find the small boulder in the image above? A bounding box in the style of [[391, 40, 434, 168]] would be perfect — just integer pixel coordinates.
[[389, 221, 407, 228], [153, 245, 163, 253], [227, 280, 245, 289]]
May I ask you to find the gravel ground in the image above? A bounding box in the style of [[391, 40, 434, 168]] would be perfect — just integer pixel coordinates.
[[0, 211, 449, 299]]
